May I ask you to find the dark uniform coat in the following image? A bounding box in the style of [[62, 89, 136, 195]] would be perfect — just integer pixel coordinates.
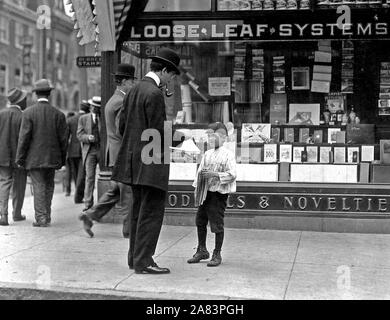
[[112, 77, 169, 191], [16, 101, 68, 170], [0, 106, 23, 168], [77, 113, 101, 165], [105, 89, 126, 167], [66, 113, 83, 158]]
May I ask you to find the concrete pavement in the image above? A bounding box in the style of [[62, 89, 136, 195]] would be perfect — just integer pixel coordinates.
[[1, 188, 390, 299]]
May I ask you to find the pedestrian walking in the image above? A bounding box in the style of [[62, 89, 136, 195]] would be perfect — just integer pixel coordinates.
[[79, 64, 136, 238], [77, 96, 101, 211], [0, 88, 28, 226], [15, 79, 68, 227], [187, 122, 237, 267], [112, 48, 181, 274], [66, 101, 90, 204], [64, 111, 75, 196]]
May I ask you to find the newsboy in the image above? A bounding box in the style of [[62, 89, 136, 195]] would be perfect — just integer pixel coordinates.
[[16, 79, 68, 227], [112, 48, 181, 274]]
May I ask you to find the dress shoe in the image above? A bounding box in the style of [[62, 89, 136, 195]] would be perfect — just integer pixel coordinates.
[[123, 232, 130, 239], [74, 200, 84, 204], [32, 221, 49, 227], [79, 213, 94, 237], [207, 250, 222, 267], [65, 193, 70, 197], [13, 215, 26, 222], [187, 246, 210, 264], [0, 215, 9, 226], [135, 262, 170, 274]]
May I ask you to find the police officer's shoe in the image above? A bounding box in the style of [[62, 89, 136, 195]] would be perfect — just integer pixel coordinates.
[[187, 247, 210, 264], [32, 221, 49, 227], [207, 250, 222, 267]]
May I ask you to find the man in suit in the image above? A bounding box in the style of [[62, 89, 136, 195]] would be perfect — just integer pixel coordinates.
[[16, 79, 68, 227], [112, 48, 181, 274], [77, 96, 101, 211], [66, 101, 90, 204], [79, 64, 136, 238], [0, 88, 28, 226]]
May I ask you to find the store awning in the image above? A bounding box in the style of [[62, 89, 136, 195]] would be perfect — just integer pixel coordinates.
[[68, 0, 149, 52]]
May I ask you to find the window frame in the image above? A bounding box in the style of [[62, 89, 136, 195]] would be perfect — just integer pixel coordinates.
[[0, 16, 10, 44]]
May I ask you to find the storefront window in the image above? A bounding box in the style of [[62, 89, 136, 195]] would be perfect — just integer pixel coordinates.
[[145, 0, 211, 12]]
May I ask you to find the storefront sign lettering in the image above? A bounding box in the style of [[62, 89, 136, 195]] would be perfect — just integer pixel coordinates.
[[128, 19, 390, 41], [167, 192, 390, 213]]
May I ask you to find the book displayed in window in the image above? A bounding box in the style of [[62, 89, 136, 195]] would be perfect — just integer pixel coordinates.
[[336, 131, 346, 144], [334, 147, 346, 163], [279, 144, 292, 162], [347, 147, 359, 163], [241, 123, 271, 143], [380, 140, 390, 164], [328, 128, 341, 144], [264, 144, 277, 163], [307, 146, 318, 163], [313, 130, 323, 143], [284, 128, 295, 143], [319, 146, 332, 163], [271, 127, 281, 142], [299, 128, 310, 143], [361, 145, 375, 162], [293, 146, 304, 163]]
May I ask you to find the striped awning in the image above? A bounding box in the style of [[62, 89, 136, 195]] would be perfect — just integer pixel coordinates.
[[113, 0, 132, 41]]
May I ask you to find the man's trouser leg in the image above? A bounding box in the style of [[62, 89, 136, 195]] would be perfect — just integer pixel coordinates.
[[74, 157, 85, 203], [44, 169, 56, 223], [86, 180, 120, 221], [119, 183, 133, 236], [29, 169, 49, 224], [128, 185, 142, 269], [11, 168, 27, 219], [0, 166, 13, 217], [84, 150, 98, 209], [132, 185, 166, 271], [64, 158, 72, 195]]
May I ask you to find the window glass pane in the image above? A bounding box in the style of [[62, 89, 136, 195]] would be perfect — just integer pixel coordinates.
[[145, 0, 211, 11]]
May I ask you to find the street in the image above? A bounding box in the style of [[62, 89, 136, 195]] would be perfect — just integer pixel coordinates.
[[1, 181, 390, 300]]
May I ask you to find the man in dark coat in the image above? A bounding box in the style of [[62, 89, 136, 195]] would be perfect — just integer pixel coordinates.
[[65, 101, 90, 203], [0, 88, 28, 226], [79, 64, 136, 238], [77, 96, 101, 211], [112, 48, 181, 274], [16, 79, 68, 227]]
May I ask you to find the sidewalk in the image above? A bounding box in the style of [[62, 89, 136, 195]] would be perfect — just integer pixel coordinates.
[[1, 191, 390, 299]]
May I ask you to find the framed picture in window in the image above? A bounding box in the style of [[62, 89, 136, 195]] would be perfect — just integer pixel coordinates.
[[291, 67, 310, 90]]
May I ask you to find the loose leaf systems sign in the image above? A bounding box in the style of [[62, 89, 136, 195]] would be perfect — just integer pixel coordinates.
[[77, 56, 102, 68], [126, 11, 390, 41]]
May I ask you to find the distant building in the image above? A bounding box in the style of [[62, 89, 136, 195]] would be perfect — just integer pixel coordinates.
[[0, 0, 100, 110]]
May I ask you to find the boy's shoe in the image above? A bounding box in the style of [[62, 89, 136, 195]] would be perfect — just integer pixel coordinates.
[[187, 247, 210, 264], [207, 250, 222, 267]]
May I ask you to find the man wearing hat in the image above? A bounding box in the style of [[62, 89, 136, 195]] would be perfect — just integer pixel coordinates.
[[79, 64, 136, 238], [65, 100, 90, 204], [77, 96, 102, 211], [112, 48, 180, 274], [0, 88, 28, 226], [16, 79, 68, 227]]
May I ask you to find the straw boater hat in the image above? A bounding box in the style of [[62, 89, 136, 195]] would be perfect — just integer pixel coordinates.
[[149, 48, 181, 75], [79, 100, 90, 113], [32, 79, 54, 92], [88, 96, 101, 108], [7, 88, 27, 105]]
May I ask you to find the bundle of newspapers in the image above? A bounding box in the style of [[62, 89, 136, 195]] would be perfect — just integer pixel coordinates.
[[194, 172, 209, 207]]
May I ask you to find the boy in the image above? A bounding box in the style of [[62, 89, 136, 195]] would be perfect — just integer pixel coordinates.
[[188, 122, 237, 267]]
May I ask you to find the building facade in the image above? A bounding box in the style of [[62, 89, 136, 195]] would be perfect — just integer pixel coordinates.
[[0, 0, 100, 110]]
